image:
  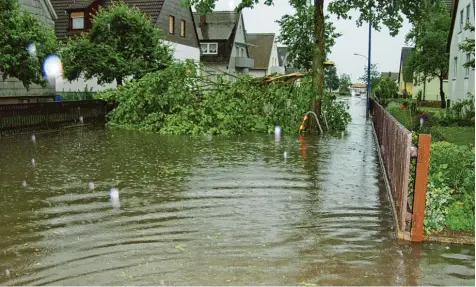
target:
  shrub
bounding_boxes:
[95,61,351,135]
[446,196,475,232]
[424,182,453,233]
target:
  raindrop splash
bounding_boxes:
[109,188,120,209]
[21,180,27,188]
[283,151,288,159]
[42,54,63,87]
[31,158,36,168]
[79,116,84,124]
[4,268,10,277]
[26,42,37,57]
[31,134,36,143]
[88,182,95,190]
[274,125,281,142]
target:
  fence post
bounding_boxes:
[411,134,431,242]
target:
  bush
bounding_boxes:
[440,94,475,127]
[95,61,351,135]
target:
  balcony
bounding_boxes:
[235,57,254,69]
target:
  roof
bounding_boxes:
[399,47,414,83]
[380,72,399,81]
[192,11,239,40]
[247,33,275,70]
[277,47,286,66]
[444,0,453,13]
[351,83,366,88]
[50,0,166,39]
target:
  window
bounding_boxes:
[240,47,244,57]
[453,57,458,79]
[460,10,464,31]
[180,20,185,37]
[200,43,218,54]
[466,5,471,26]
[71,11,84,30]
[466,54,470,77]
[169,16,175,34]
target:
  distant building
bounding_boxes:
[247,33,284,77]
[447,0,475,103]
[193,10,254,81]
[350,83,366,97]
[276,47,303,74]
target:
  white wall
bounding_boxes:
[267,40,279,74]
[412,77,448,101]
[249,70,266,77]
[448,0,475,103]
[229,13,248,74]
[56,40,200,93]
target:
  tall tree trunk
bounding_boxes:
[439,76,446,108]
[116,77,123,86]
[312,0,325,118]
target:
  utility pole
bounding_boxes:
[366,17,372,119]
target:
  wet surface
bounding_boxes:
[0,97,474,285]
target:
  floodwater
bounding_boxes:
[0,97,474,285]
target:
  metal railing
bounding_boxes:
[0,100,108,137]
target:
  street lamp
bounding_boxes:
[353,53,368,61]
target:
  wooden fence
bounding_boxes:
[0,100,108,137]
[370,99,413,234]
[370,99,431,242]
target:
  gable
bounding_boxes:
[19,0,57,27]
[247,33,275,70]
[193,11,239,40]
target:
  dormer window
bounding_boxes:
[201,43,218,54]
[71,11,85,30]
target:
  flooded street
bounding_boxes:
[0,97,473,285]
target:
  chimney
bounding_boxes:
[200,15,206,25]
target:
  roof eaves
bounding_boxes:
[447,0,459,53]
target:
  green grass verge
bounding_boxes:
[438,126,475,146]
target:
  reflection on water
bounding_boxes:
[0,97,474,285]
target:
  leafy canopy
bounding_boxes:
[359,63,380,91]
[276,2,341,71]
[338,73,351,95]
[459,24,475,69]
[0,0,57,89]
[61,1,173,85]
[324,65,339,92]
[405,0,450,83]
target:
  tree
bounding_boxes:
[276,3,341,72]
[375,76,398,105]
[359,63,380,93]
[61,2,172,86]
[338,73,352,95]
[460,24,475,69]
[0,0,57,89]
[324,65,339,92]
[405,0,450,108]
[187,0,426,119]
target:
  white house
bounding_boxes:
[50,0,201,93]
[447,0,475,104]
[247,33,285,77]
[192,11,254,81]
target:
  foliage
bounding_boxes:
[324,65,339,92]
[276,3,341,71]
[459,24,475,69]
[375,76,398,106]
[405,0,450,107]
[338,73,352,95]
[0,0,57,89]
[94,61,351,135]
[446,196,475,232]
[424,182,454,233]
[322,92,352,131]
[358,64,380,92]
[61,1,173,86]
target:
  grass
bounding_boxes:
[438,126,475,146]
[418,106,447,116]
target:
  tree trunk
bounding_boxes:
[439,76,446,108]
[312,0,325,118]
[116,77,123,86]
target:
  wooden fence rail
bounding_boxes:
[0,100,108,137]
[370,99,413,233]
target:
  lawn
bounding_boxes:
[438,126,475,146]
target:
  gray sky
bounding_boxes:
[212,0,412,82]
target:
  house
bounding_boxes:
[246,33,284,77]
[0,0,58,99]
[350,83,366,97]
[398,47,414,95]
[447,0,475,104]
[192,10,254,81]
[380,72,399,83]
[50,0,201,92]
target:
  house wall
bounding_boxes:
[228,13,248,74]
[398,64,413,94]
[164,40,200,61]
[0,0,56,98]
[412,77,449,101]
[18,0,55,28]
[155,0,199,49]
[267,41,279,74]
[448,0,475,103]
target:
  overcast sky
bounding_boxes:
[211,0,412,82]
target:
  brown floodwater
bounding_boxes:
[0,97,474,285]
